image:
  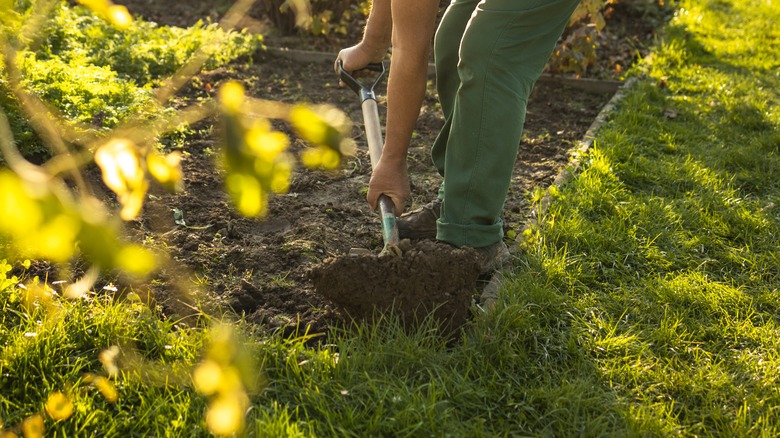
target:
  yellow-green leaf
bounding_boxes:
[147,151,183,192]
[45,392,74,422]
[115,245,157,277]
[225,173,267,217]
[107,4,133,29]
[219,81,246,114]
[94,138,148,220]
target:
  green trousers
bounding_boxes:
[432,0,581,248]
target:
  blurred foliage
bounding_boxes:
[219,81,294,218]
[0,169,157,276]
[0,0,354,282]
[193,323,261,436]
[218,81,354,217]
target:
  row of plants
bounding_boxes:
[2,0,261,159]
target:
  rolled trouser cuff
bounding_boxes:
[437,218,503,248]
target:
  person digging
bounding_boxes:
[336,0,581,280]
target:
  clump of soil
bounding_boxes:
[310,240,481,332]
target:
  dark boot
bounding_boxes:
[473,240,510,275]
[397,199,441,240]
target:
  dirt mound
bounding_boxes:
[309,240,481,332]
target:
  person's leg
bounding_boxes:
[434,0,481,135]
[435,0,580,248]
[396,0,479,240]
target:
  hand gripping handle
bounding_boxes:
[337,60,400,256]
[337,60,386,103]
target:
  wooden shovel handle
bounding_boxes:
[337,61,400,252]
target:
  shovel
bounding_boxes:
[337,60,401,257]
[308,62,481,333]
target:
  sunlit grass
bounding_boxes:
[0,270,206,435]
[513,0,780,434]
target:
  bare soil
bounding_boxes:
[52,1,663,337]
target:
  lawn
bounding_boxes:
[2,0,779,436]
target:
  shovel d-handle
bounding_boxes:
[337,60,386,103]
[337,60,400,255]
[337,60,387,169]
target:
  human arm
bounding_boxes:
[335,0,392,74]
[337,0,439,214]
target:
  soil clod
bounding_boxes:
[309,240,482,332]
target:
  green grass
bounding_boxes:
[0,264,209,436]
[517,0,780,434]
[2,0,780,436]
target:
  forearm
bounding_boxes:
[381,0,439,163]
[382,52,429,162]
[361,0,392,60]
[362,0,438,213]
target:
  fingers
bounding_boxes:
[366,157,410,215]
[333,50,345,74]
[366,187,380,211]
[376,194,405,217]
[334,44,382,81]
[334,56,345,87]
[386,194,406,216]
[368,192,404,216]
[367,186,408,216]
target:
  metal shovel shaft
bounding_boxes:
[361,98,400,253]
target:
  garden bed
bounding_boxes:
[56,1,665,336]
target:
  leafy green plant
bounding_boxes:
[260,0,369,37]
[41,5,262,85]
[548,0,675,76]
[621,0,676,26]
[548,0,617,76]
[1,1,263,163]
[19,52,155,128]
[0,79,47,161]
